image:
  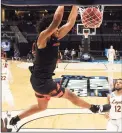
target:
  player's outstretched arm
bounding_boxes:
[37,6,64,48]
[43,6,64,37]
[58,6,79,40]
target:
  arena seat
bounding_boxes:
[88,76,108,79]
[61,75,85,79]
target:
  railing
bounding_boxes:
[60,50,122,57]
[10,26,28,43]
[90,50,122,56]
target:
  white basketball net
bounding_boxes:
[78,5,104,28]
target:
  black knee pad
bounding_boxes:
[59,87,65,97]
[51,87,65,97]
[60,87,65,94]
[35,93,45,98]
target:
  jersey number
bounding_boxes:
[115,105,121,112]
[1,76,6,80]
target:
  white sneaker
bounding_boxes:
[4,114,18,132]
[6,111,11,118]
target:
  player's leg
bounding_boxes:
[117,118,122,132]
[9,76,52,126]
[5,88,15,114]
[108,57,111,64]
[2,89,5,104]
[61,89,111,112]
[106,119,117,131]
[111,57,114,64]
[62,89,91,108]
[50,83,111,113]
[9,94,49,125]
[1,87,13,122]
[109,56,114,64]
[48,83,99,112]
[108,54,111,64]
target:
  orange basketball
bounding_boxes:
[82,7,103,28]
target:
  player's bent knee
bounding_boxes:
[50,86,65,98]
[62,89,75,100]
[56,87,65,98]
[36,96,49,111]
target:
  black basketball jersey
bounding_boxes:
[32,36,60,78]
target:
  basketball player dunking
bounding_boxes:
[107,45,116,64]
[6,6,111,129]
[105,79,122,132]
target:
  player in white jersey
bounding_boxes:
[1,53,14,114]
[107,45,116,64]
[105,79,122,132]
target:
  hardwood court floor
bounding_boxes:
[2,61,122,130]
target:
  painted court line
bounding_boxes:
[19,129,106,132]
[2,109,105,132]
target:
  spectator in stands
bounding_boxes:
[113,23,118,33]
[115,50,120,61]
[64,48,70,60]
[79,45,83,57]
[64,48,69,55]
[27,50,33,62]
[56,49,62,68]
[12,49,21,61]
[32,41,36,58]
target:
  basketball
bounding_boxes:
[82,7,103,28]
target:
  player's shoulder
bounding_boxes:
[108,92,115,98]
[111,92,115,97]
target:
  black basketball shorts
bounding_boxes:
[30,75,65,99]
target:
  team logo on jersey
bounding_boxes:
[112,99,122,105]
